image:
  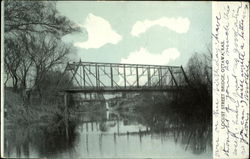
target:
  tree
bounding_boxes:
[202,46,212,88]
[23,33,72,97]
[4,1,79,37]
[4,1,80,93]
[4,38,22,90]
[185,50,212,108]
[186,51,212,89]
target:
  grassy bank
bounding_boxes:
[4,89,63,125]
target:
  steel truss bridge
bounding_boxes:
[57,60,190,93]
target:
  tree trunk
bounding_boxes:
[4,73,10,87]
[36,84,43,101]
[21,78,27,89]
[12,75,19,91]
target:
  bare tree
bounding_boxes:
[4,1,80,94]
[4,68,11,87]
[186,47,212,97]
[22,33,72,97]
[202,46,212,88]
[4,38,22,90]
[4,1,79,37]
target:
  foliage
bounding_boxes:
[4,1,79,37]
[186,50,212,90]
[4,1,80,97]
[173,50,212,121]
[38,70,74,99]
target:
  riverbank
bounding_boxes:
[4,89,63,125]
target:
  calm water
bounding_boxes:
[4,104,212,158]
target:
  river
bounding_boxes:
[4,103,212,159]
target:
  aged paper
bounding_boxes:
[1,1,249,159]
[212,2,249,159]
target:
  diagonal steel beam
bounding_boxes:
[114,66,133,87]
[143,68,158,87]
[85,71,94,87]
[82,64,94,87]
[131,68,147,86]
[168,67,178,87]
[180,65,190,86]
[73,75,82,87]
[74,69,92,87]
[67,62,82,88]
[99,67,121,88]
[154,69,169,87]
[85,65,106,87]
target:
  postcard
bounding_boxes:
[0,1,249,159]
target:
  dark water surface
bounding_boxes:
[4,103,212,159]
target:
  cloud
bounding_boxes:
[121,47,180,65]
[74,13,122,49]
[118,47,181,85]
[131,17,190,36]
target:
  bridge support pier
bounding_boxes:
[64,93,68,110]
[64,92,69,140]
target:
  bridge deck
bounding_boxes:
[62,86,190,93]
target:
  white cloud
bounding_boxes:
[74,13,122,49]
[131,17,190,36]
[118,47,181,85]
[121,47,180,65]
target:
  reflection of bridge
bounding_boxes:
[57,61,190,93]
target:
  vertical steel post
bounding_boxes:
[162,68,166,86]
[79,66,82,86]
[158,67,162,86]
[97,66,100,87]
[136,65,139,87]
[95,64,99,87]
[147,66,151,86]
[171,70,174,86]
[110,64,113,88]
[123,64,126,88]
[83,66,86,87]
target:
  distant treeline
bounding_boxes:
[180,50,212,121]
[166,50,212,122]
[135,49,212,123]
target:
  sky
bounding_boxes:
[57,1,212,67]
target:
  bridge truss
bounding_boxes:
[57,61,190,93]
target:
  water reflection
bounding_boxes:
[5,114,79,158]
[4,104,212,158]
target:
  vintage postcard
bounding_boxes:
[0,1,249,159]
